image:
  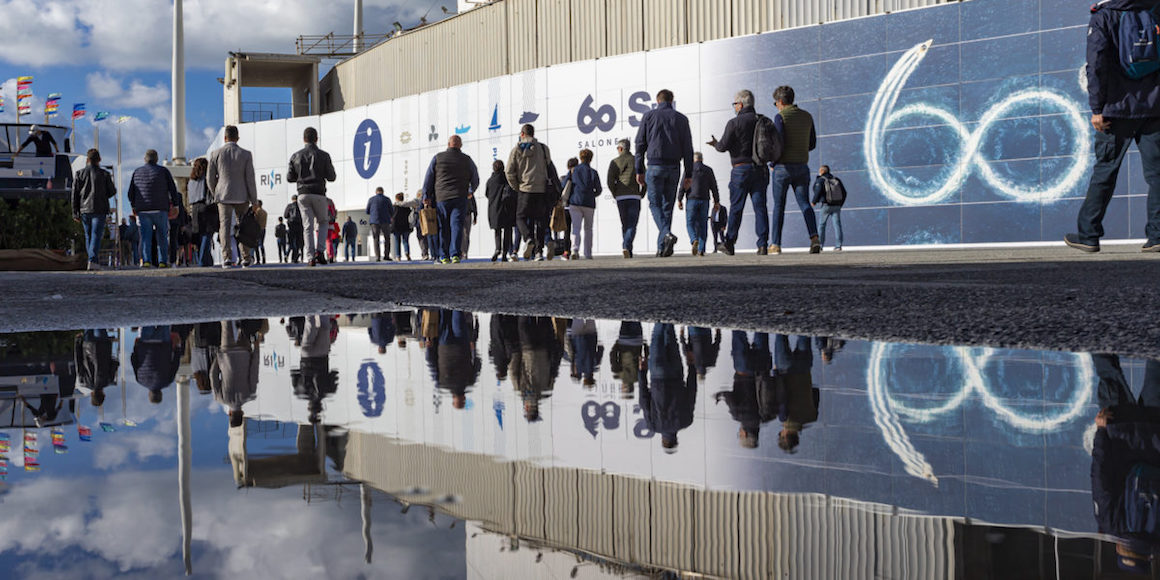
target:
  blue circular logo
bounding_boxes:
[353,119,382,179]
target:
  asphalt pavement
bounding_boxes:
[2,244,1158,358]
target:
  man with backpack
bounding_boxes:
[708,89,771,255]
[283,196,304,263]
[1091,353,1160,572]
[811,165,846,252]
[1066,0,1160,253]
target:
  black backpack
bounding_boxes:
[752,114,783,166]
[235,208,263,248]
[823,176,847,206]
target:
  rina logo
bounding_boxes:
[259,170,282,189]
[353,119,383,179]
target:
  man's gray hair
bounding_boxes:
[144,149,159,163]
[735,90,755,108]
[617,139,630,151]
[693,151,703,162]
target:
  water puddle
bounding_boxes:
[0,312,1150,578]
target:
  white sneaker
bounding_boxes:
[87,262,101,271]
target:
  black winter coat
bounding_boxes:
[484,171,518,229]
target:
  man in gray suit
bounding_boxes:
[208,125,258,267]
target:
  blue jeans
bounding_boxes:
[817,204,843,248]
[198,233,214,266]
[344,239,356,261]
[392,232,411,258]
[426,235,441,260]
[645,165,680,251]
[437,197,468,259]
[616,198,641,251]
[685,199,709,251]
[1078,117,1160,245]
[770,164,818,246]
[725,164,770,247]
[138,211,169,266]
[81,213,105,264]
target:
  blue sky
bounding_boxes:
[0,0,448,165]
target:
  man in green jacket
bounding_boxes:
[607,139,643,258]
[769,86,821,255]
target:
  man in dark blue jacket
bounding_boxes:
[708,89,768,255]
[366,187,394,261]
[634,89,694,258]
[641,323,696,453]
[678,153,719,256]
[1067,0,1160,253]
[127,149,181,268]
[1091,354,1160,572]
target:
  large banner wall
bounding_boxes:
[230,0,1126,256]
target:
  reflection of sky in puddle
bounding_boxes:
[0,312,1148,578]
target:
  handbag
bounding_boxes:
[550,204,568,233]
[421,309,439,339]
[419,207,439,236]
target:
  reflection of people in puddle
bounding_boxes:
[368,312,396,355]
[682,326,720,381]
[191,321,222,395]
[213,320,260,418]
[292,315,338,423]
[642,323,696,453]
[490,314,519,383]
[569,319,603,388]
[1091,354,1160,574]
[393,310,413,349]
[75,329,118,408]
[19,360,76,428]
[813,336,845,364]
[610,321,647,399]
[131,325,183,405]
[773,334,817,453]
[424,310,481,410]
[510,316,564,422]
[715,331,774,449]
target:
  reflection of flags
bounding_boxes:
[0,96,4,113]
[78,425,92,441]
[100,422,115,432]
[94,111,109,121]
[72,103,85,119]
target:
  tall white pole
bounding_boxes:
[177,375,192,576]
[354,0,364,53]
[172,0,187,164]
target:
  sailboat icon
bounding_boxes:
[488,105,501,132]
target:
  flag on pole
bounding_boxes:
[94,111,109,122]
[77,425,92,442]
[17,93,32,101]
[117,116,130,124]
[72,103,85,119]
[46,92,61,100]
[16,76,33,86]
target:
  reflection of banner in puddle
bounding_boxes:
[865,40,1091,207]
[868,344,1094,485]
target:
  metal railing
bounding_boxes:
[297,32,394,58]
[240,102,295,123]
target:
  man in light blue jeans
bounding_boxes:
[634,89,694,257]
[811,165,845,251]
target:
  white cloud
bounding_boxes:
[86,73,170,110]
[0,0,432,72]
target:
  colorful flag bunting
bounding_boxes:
[72,103,85,119]
[17,76,33,85]
[78,425,92,441]
[17,93,31,101]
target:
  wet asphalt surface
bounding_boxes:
[2,244,1159,358]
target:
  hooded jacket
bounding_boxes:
[1088,0,1160,118]
[506,138,560,195]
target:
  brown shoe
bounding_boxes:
[809,235,821,254]
[623,249,631,259]
[768,244,781,255]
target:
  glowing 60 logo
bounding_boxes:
[577,92,655,134]
[865,40,1091,206]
